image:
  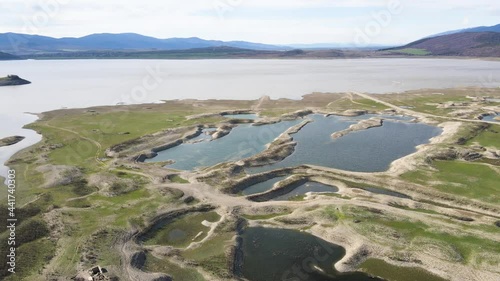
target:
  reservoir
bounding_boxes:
[1,58,498,177]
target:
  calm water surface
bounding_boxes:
[249,115,442,173]
[146,120,300,170]
[240,227,383,281]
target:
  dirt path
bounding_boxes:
[42,123,105,165]
[352,92,500,125]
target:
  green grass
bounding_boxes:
[466,124,500,148]
[359,259,448,281]
[326,97,388,112]
[143,253,205,281]
[402,161,499,203]
[322,206,346,221]
[363,217,499,264]
[389,48,431,56]
[143,212,221,247]
[169,175,189,183]
[182,232,234,279]
[27,110,223,170]
[4,239,56,281]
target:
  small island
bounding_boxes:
[0,75,31,86]
[0,136,25,147]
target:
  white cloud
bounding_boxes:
[0,0,498,45]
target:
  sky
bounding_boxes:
[0,0,499,45]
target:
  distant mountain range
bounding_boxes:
[0,33,290,55]
[0,24,498,59]
[428,23,500,38]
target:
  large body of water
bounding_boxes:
[1,59,499,177]
[149,114,441,173]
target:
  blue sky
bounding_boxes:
[0,0,499,45]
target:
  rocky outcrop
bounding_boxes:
[426,147,484,162]
[0,75,31,86]
[212,124,235,140]
[281,109,313,120]
[331,118,383,139]
[0,135,25,147]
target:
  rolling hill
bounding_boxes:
[428,23,500,38]
[0,51,21,60]
[0,33,289,55]
[384,32,500,57]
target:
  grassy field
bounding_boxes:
[466,124,500,148]
[402,160,499,203]
[359,259,447,281]
[328,205,500,267]
[182,231,235,279]
[143,253,205,281]
[169,175,189,183]
[389,48,431,56]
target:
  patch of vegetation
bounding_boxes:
[4,239,56,281]
[466,124,499,148]
[364,217,498,264]
[326,97,388,112]
[322,206,346,221]
[0,217,51,280]
[169,174,189,183]
[359,258,447,281]
[182,232,234,279]
[66,198,92,208]
[402,160,499,203]
[143,253,205,281]
[81,228,123,269]
[389,48,431,56]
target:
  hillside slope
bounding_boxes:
[0,51,21,60]
[386,32,500,57]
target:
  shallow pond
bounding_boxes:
[240,227,383,281]
[482,114,499,123]
[146,120,300,170]
[272,182,339,201]
[249,114,442,173]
